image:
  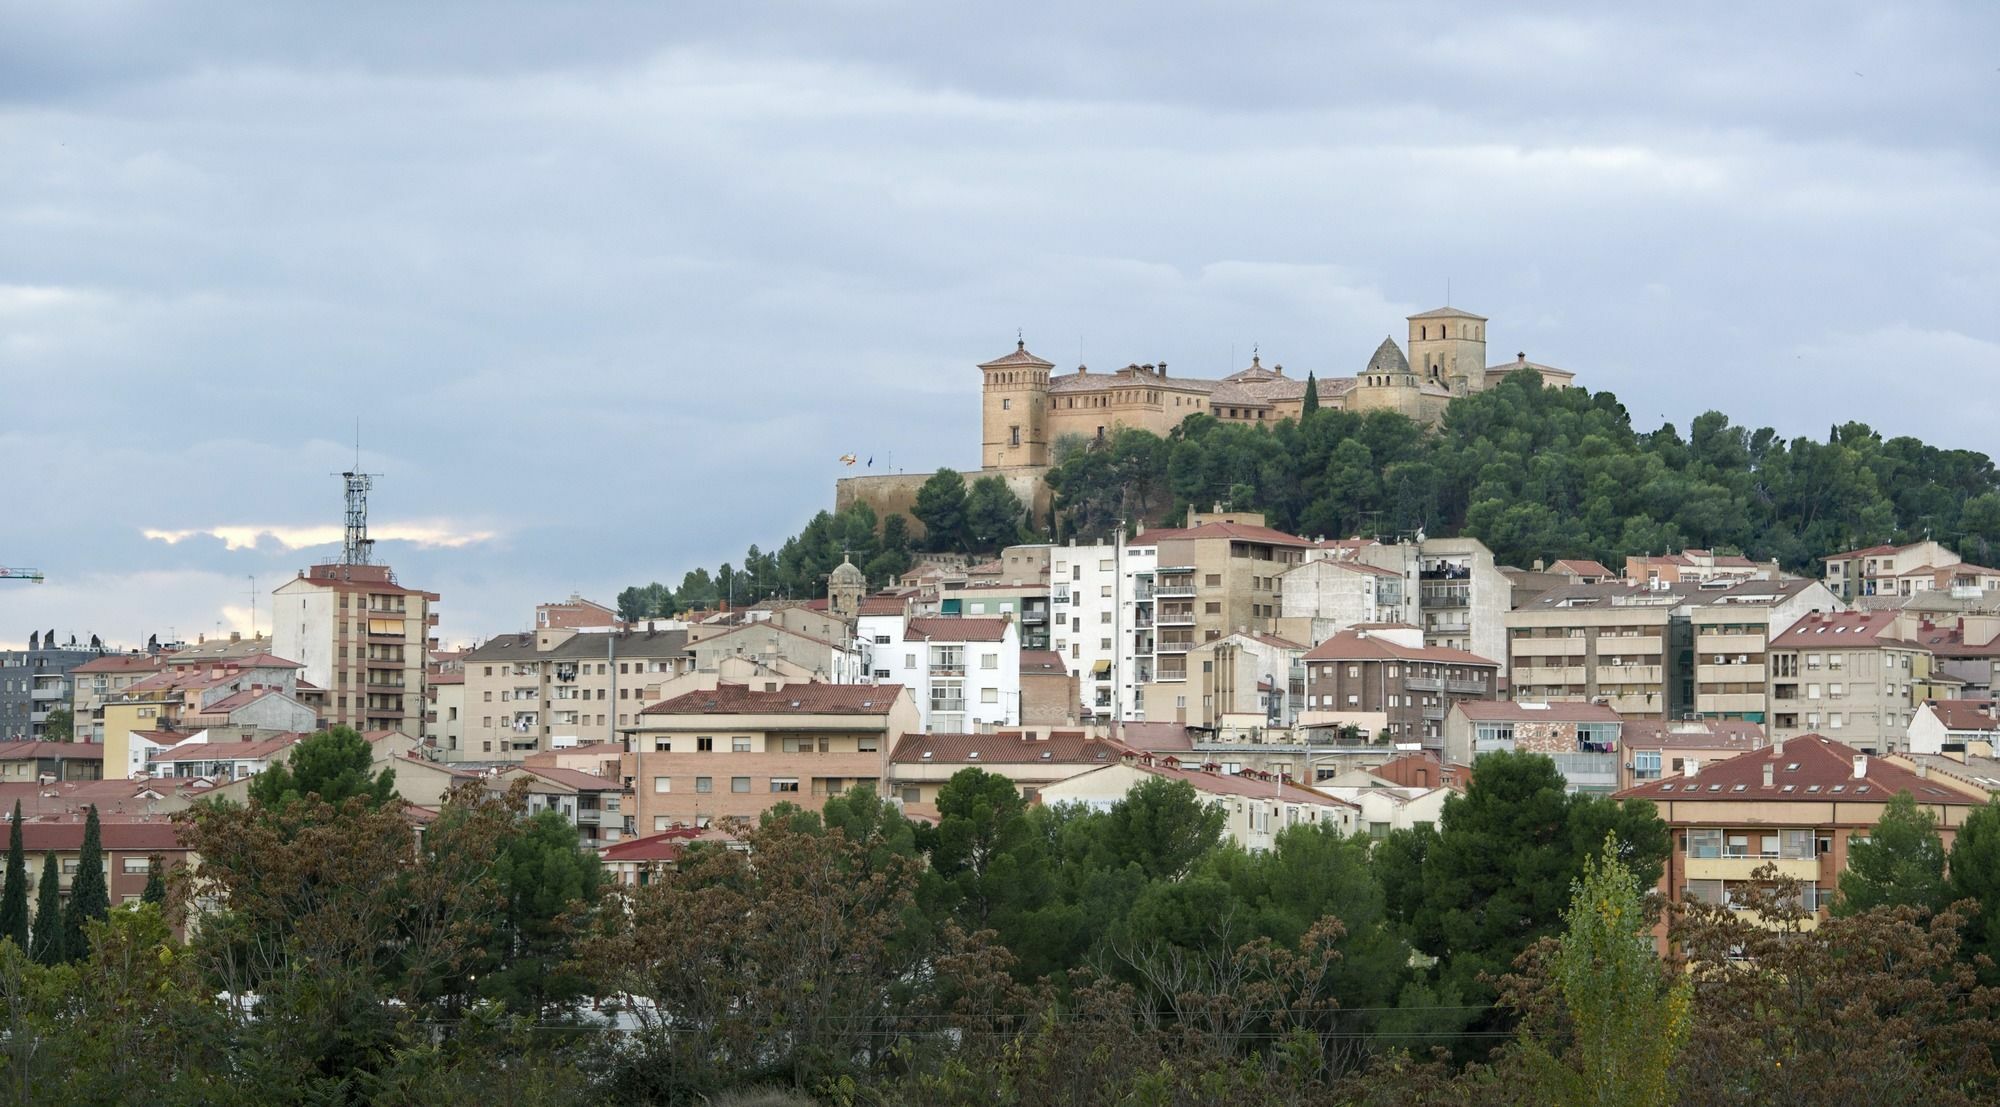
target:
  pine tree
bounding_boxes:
[0,800,26,948]
[1302,371,1320,416]
[30,850,61,965]
[62,805,109,961]
[141,854,166,905]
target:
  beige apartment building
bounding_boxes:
[1146,514,1313,683]
[621,683,918,833]
[1688,578,1839,723]
[1618,735,1986,936]
[1823,540,1962,603]
[1506,582,1704,719]
[1767,610,1932,755]
[68,653,166,744]
[1141,630,1307,730]
[459,627,693,761]
[272,563,438,737]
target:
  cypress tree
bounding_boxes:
[0,801,26,948]
[30,851,61,965]
[1302,371,1321,416]
[63,805,109,962]
[141,855,166,905]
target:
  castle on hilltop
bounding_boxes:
[838,304,1577,533]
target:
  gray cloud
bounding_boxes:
[2,1,1995,648]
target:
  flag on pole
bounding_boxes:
[839,453,857,466]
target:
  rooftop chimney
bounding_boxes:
[1772,734,1785,757]
[1516,352,1527,366]
[1682,758,1700,778]
[1762,762,1774,788]
[1853,754,1869,779]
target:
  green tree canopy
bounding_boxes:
[963,475,1028,552]
[0,800,26,949]
[61,805,110,962]
[248,726,397,812]
[913,467,970,552]
[30,850,61,965]
[1837,790,1950,917]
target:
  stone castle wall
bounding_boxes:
[836,467,1053,540]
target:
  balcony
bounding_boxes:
[1698,633,1766,655]
[1549,752,1619,791]
[1515,665,1587,686]
[1404,675,1442,692]
[1446,678,1489,694]
[1021,609,1048,624]
[1154,666,1187,682]
[1685,856,1820,883]
[1697,663,1766,684]
[30,685,63,702]
[1427,621,1470,634]
[1422,703,1448,721]
[1699,693,1767,715]
[1156,634,1195,654]
[929,699,966,714]
[1597,664,1663,685]
[1154,582,1197,599]
[1132,585,1156,602]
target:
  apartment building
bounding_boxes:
[622,683,918,833]
[460,626,692,762]
[488,764,631,846]
[0,742,102,783]
[1618,735,1987,933]
[1444,700,1622,792]
[1616,718,1767,791]
[1626,549,1782,586]
[1906,699,1999,755]
[1688,578,1840,723]
[1767,610,1932,754]
[1019,651,1081,726]
[1912,614,2000,697]
[1823,540,1962,603]
[1300,626,1501,750]
[860,617,1021,733]
[1141,630,1306,730]
[272,563,438,737]
[0,640,103,741]
[687,621,860,684]
[1276,557,1411,646]
[16,816,189,912]
[1049,536,1158,721]
[1354,537,1514,672]
[1505,581,1703,719]
[100,654,314,778]
[67,653,165,743]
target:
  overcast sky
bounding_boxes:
[3,2,1996,650]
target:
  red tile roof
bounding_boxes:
[1143,522,1313,547]
[16,816,185,853]
[71,654,165,675]
[640,683,906,716]
[1920,699,1999,733]
[905,617,1013,643]
[858,595,908,616]
[1552,559,1616,578]
[509,765,626,792]
[1769,610,1917,649]
[1019,651,1068,675]
[150,735,301,763]
[1616,734,1981,803]
[0,741,104,761]
[1116,756,1357,808]
[1303,631,1500,667]
[1110,722,1196,752]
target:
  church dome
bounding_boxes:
[1365,337,1409,377]
[828,557,866,585]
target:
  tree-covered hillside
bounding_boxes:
[619,369,2000,615]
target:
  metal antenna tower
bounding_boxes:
[334,422,378,573]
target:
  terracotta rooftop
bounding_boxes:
[1769,610,1918,649]
[508,765,626,792]
[150,735,301,763]
[0,741,104,761]
[905,617,1013,643]
[1552,559,1616,578]
[1143,522,1314,547]
[15,816,184,853]
[1920,699,2000,733]
[1617,734,1982,803]
[1303,631,1500,668]
[71,654,165,675]
[1115,755,1358,808]
[858,595,909,616]
[641,683,906,716]
[1019,651,1068,675]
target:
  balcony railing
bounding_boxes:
[1405,676,1442,692]
[1446,678,1489,694]
[930,699,966,714]
[1156,635,1194,653]
[1154,583,1197,598]
[1132,585,1156,602]
[1157,607,1196,626]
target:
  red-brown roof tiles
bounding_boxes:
[1616,734,1980,802]
[1303,631,1500,667]
[640,683,906,716]
[905,617,1013,643]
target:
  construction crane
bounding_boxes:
[0,568,45,583]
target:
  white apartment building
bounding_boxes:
[1277,557,1411,646]
[1050,538,1159,722]
[861,616,1020,733]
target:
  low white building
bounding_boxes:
[1037,753,1358,850]
[1315,766,1454,837]
[1907,698,2000,755]
[863,616,1021,733]
[1277,558,1411,646]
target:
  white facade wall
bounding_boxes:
[1050,540,1159,721]
[1278,561,1408,642]
[271,584,337,691]
[866,618,1021,733]
[1038,762,1358,850]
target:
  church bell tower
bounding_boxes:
[978,337,1053,470]
[1406,307,1488,395]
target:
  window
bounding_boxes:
[695,776,712,793]
[697,737,715,752]
[1686,829,1723,859]
[770,778,800,793]
[730,776,750,793]
[652,740,671,752]
[1205,574,1221,586]
[981,687,999,703]
[653,776,671,793]
[1633,750,1661,780]
[654,815,670,831]
[901,787,921,804]
[858,736,879,752]
[732,737,752,752]
[122,857,152,875]
[981,653,998,669]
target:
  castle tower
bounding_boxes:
[827,556,866,621]
[1406,307,1488,395]
[979,338,1053,471]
